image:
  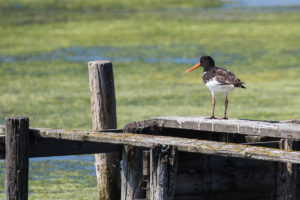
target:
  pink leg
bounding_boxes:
[223,93,228,119]
[210,94,216,119]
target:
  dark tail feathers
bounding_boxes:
[239,82,246,89]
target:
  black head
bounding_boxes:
[200,56,215,68]
[185,55,215,73]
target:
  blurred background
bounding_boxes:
[0,0,299,199]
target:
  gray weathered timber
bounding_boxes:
[152,116,300,140]
[121,146,144,200]
[88,60,120,200]
[143,150,150,199]
[277,139,297,200]
[121,123,147,200]
[5,117,29,200]
[150,145,178,200]
[0,135,121,159]
[1,127,299,164]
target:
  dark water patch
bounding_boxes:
[30,154,94,162]
[281,49,300,57]
[0,45,246,65]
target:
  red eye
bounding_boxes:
[201,58,204,61]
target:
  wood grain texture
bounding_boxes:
[121,146,144,200]
[150,145,178,200]
[276,139,297,200]
[20,127,300,164]
[143,150,150,199]
[0,135,121,159]
[5,117,29,200]
[1,127,299,164]
[152,116,300,140]
[121,123,146,200]
[88,60,120,200]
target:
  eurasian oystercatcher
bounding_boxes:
[185,56,246,119]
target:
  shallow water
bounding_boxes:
[221,0,300,11]
[0,45,246,65]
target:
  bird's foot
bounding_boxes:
[207,116,217,119]
[222,116,228,120]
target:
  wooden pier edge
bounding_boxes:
[88,60,120,200]
[5,117,29,200]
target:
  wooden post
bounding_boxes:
[276,139,296,200]
[150,145,178,200]
[88,60,120,200]
[121,123,145,200]
[5,116,29,200]
[143,150,150,199]
[121,146,144,200]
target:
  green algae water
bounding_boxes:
[0,156,98,199]
[0,0,300,199]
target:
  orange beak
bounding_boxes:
[185,62,201,73]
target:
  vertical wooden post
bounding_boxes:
[5,116,29,200]
[121,146,144,200]
[88,60,120,200]
[276,139,296,200]
[121,122,144,200]
[143,150,150,199]
[150,145,178,200]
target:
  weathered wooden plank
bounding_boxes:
[29,139,121,157]
[121,146,144,200]
[5,117,29,200]
[152,116,300,140]
[0,137,121,159]
[26,128,300,164]
[150,145,178,200]
[143,150,150,199]
[121,124,145,200]
[276,139,297,200]
[88,60,120,200]
[2,126,300,163]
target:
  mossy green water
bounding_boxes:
[0,0,300,199]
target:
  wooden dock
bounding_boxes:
[1,122,300,163]
[1,117,300,200]
[1,60,299,200]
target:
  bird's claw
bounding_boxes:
[207,116,217,119]
[222,116,228,120]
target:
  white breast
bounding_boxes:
[205,78,235,95]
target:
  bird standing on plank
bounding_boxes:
[185,56,246,119]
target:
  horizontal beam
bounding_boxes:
[1,126,300,163]
[0,134,121,159]
[152,116,300,140]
